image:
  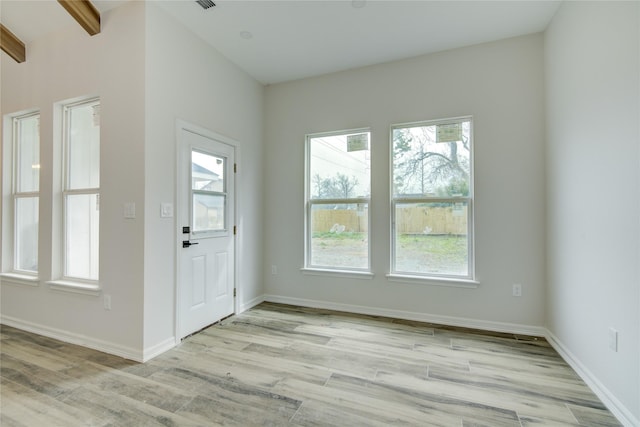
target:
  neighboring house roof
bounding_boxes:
[192,162,219,179]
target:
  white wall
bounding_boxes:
[264,34,546,331]
[143,4,264,354]
[0,1,264,361]
[0,2,146,356]
[545,2,640,425]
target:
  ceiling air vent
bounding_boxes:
[196,0,216,10]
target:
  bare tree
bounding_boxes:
[393,125,469,196]
[312,172,359,199]
[312,173,331,198]
[334,173,359,198]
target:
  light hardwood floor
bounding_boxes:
[0,302,621,426]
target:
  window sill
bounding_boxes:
[0,273,40,287]
[301,268,374,280]
[386,273,479,288]
[46,280,101,297]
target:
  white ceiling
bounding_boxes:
[1,0,561,85]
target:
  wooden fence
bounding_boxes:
[312,205,467,235]
[312,209,368,233]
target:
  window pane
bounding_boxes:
[394,202,468,276]
[193,193,225,232]
[192,150,224,192]
[16,115,40,193]
[65,193,99,280]
[310,203,368,269]
[15,197,38,272]
[68,102,100,190]
[393,121,470,197]
[309,132,370,199]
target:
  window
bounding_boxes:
[391,117,473,279]
[63,99,100,281]
[12,112,40,274]
[305,130,370,271]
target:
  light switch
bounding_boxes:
[161,202,174,218]
[124,202,136,219]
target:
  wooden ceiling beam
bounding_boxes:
[0,24,26,63]
[57,0,101,36]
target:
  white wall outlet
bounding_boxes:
[271,265,278,275]
[104,294,112,310]
[512,283,522,297]
[608,327,618,352]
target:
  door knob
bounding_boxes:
[182,240,199,248]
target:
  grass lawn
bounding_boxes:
[311,232,368,269]
[311,232,467,275]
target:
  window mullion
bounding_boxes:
[309,197,370,206]
[14,191,40,199]
[192,189,226,197]
[393,196,469,204]
[63,188,99,196]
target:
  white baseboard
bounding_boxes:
[142,337,175,362]
[239,294,265,314]
[262,294,546,337]
[545,330,639,427]
[1,314,144,362]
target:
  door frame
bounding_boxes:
[174,119,240,343]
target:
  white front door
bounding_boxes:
[177,124,235,340]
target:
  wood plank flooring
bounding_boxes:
[0,302,621,426]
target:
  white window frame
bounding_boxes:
[190,148,229,238]
[303,129,373,277]
[389,116,476,284]
[13,112,40,275]
[1,111,40,283]
[61,98,100,284]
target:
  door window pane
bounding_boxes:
[193,193,225,232]
[192,151,224,192]
[15,197,39,272]
[191,149,226,234]
[65,193,99,280]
